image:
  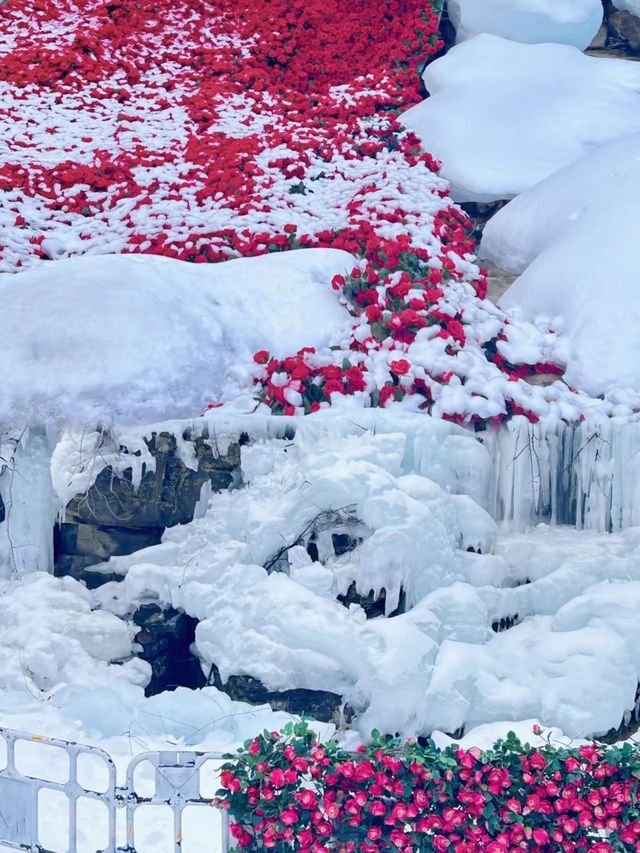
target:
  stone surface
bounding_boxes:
[524,373,565,387]
[133,603,206,695]
[589,20,609,47]
[208,663,350,724]
[610,9,640,51]
[459,200,509,241]
[586,1,640,56]
[55,430,241,579]
[480,260,518,305]
[65,431,240,530]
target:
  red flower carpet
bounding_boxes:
[1,0,582,423]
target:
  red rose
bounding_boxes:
[389,359,410,375]
[253,350,269,365]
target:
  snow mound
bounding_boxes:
[401,35,640,202]
[480,132,640,274]
[447,0,602,49]
[0,572,146,700]
[0,249,353,426]
[485,134,640,395]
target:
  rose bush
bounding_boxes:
[216,723,640,852]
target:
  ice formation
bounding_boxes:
[401,36,640,202]
[447,0,603,49]
[59,413,639,739]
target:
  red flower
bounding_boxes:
[269,768,286,787]
[389,359,410,376]
[253,350,270,365]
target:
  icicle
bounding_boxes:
[0,425,58,577]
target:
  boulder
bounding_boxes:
[208,663,350,724]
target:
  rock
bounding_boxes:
[337,582,406,618]
[53,522,163,587]
[459,199,509,241]
[589,21,609,47]
[133,603,206,696]
[65,431,240,530]
[208,663,350,724]
[609,10,640,51]
[55,430,241,578]
[524,373,565,387]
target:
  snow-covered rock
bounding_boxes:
[481,134,640,395]
[401,35,640,202]
[447,0,602,49]
[480,132,640,274]
[0,249,353,426]
[81,415,640,738]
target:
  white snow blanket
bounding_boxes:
[482,133,640,395]
[401,35,640,202]
[0,249,353,426]
[447,0,602,49]
[480,132,640,273]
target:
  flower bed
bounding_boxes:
[2,0,618,423]
[216,723,640,852]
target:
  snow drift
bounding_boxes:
[480,134,640,395]
[0,249,354,426]
[401,35,640,202]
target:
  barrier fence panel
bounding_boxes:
[0,728,231,853]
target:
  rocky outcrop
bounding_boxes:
[54,430,241,583]
[207,663,351,724]
[608,7,640,52]
[589,1,640,56]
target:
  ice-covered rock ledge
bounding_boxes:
[4,411,640,739]
[3,411,640,584]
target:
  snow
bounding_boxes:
[50,413,636,740]
[480,132,640,274]
[447,0,603,49]
[401,35,640,202]
[613,0,640,15]
[482,133,640,395]
[3,411,640,850]
[0,249,354,426]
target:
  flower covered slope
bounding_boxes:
[2,0,635,426]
